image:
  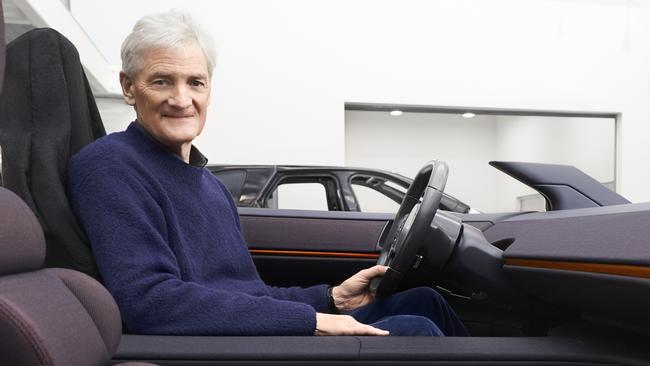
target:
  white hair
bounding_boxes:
[121,10,216,77]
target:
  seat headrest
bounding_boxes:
[0,187,45,275]
[0,27,105,277]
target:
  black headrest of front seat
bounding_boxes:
[0,2,4,91]
[0,27,106,277]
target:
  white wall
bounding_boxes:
[494,116,615,211]
[94,97,135,134]
[346,111,614,212]
[70,0,650,202]
[345,111,499,211]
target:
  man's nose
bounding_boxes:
[167,85,192,109]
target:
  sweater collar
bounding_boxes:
[130,121,208,168]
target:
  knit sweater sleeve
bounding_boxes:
[266,284,329,313]
[68,164,318,336]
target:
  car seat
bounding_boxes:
[0,26,105,278]
[0,3,154,364]
[0,187,157,365]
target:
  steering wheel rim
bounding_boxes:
[371,160,449,298]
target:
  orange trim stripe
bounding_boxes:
[250,249,379,259]
[504,258,650,279]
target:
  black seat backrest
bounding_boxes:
[0,1,4,90]
[0,27,106,277]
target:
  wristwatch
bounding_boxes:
[326,286,339,314]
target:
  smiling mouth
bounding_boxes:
[164,114,194,119]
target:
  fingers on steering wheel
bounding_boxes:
[364,265,388,279]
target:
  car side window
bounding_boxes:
[267,182,329,210]
[212,169,247,203]
[350,184,401,213]
[350,175,405,213]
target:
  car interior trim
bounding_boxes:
[249,249,380,259]
[504,258,650,279]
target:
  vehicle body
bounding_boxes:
[110,160,650,365]
[1,27,649,366]
[208,164,473,213]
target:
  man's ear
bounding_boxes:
[119,71,136,106]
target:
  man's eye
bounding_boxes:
[191,80,206,87]
[152,79,169,86]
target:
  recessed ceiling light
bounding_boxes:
[390,110,403,116]
[462,112,476,119]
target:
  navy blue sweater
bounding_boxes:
[67,122,328,335]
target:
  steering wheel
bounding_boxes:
[370,160,450,298]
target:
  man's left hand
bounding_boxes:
[331,265,388,312]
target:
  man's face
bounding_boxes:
[120,43,211,153]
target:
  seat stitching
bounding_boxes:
[0,297,53,366]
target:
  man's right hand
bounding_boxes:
[315,313,389,336]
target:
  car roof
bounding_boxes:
[207,164,413,182]
[206,164,412,181]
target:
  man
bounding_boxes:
[67,10,468,337]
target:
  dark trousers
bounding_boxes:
[349,287,469,336]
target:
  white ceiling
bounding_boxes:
[3,0,30,24]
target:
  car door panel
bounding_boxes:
[241,216,385,253]
[487,203,650,330]
[238,208,390,287]
[114,333,650,365]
